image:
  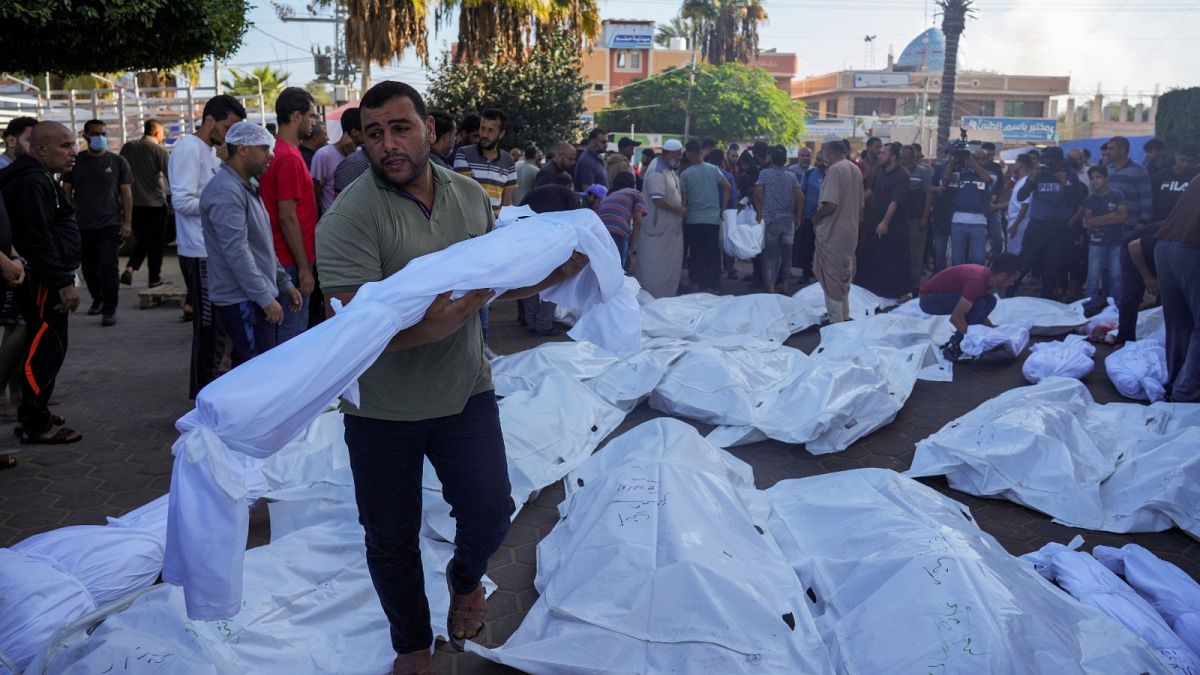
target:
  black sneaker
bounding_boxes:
[101,314,117,327]
[119,270,133,286]
[86,300,103,316]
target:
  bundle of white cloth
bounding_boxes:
[164,209,641,621]
[1023,539,1200,674]
[1023,334,1097,383]
[0,496,169,674]
[908,377,1200,537]
[470,419,1170,674]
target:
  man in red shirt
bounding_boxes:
[259,86,318,342]
[919,252,1021,361]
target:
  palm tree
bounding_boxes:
[445,0,601,65]
[681,0,766,66]
[344,0,429,84]
[221,66,289,109]
[655,15,695,48]
[935,0,975,155]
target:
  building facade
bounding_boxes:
[582,20,799,114]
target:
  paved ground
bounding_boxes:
[1,256,1196,674]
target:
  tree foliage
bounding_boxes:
[1156,87,1200,150]
[0,0,250,75]
[935,0,975,154]
[596,62,806,144]
[340,0,599,70]
[681,0,766,65]
[222,66,291,109]
[426,31,590,151]
[654,15,696,48]
[443,0,601,65]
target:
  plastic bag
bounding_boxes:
[1023,334,1097,383]
[1106,339,1168,402]
[961,320,1032,357]
[720,206,763,259]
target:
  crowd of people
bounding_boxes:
[0,78,1198,673]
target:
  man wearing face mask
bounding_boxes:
[62,120,133,327]
[169,94,247,398]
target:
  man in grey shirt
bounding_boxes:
[200,122,301,366]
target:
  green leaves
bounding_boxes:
[596,62,806,144]
[0,0,250,75]
[1156,87,1200,151]
[426,31,590,150]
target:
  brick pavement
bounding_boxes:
[1,257,1196,674]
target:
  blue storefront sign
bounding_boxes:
[962,116,1057,143]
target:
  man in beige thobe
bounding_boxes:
[811,137,863,323]
[633,139,687,298]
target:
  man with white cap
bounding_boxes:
[633,139,687,297]
[811,135,863,322]
[200,122,301,366]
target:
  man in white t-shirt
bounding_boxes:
[1006,153,1035,256]
[168,95,246,398]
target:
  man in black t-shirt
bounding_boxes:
[62,120,132,326]
[533,142,576,190]
[1152,142,1197,222]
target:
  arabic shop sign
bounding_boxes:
[962,116,1057,143]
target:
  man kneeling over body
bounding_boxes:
[919,252,1021,361]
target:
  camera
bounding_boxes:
[948,128,973,163]
[1039,147,1065,174]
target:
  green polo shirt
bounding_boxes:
[316,161,495,421]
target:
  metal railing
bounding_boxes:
[0,81,264,149]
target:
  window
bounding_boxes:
[852,97,896,116]
[615,50,642,72]
[1003,100,1045,117]
[901,97,937,117]
[593,83,604,91]
[825,98,838,118]
[956,99,995,117]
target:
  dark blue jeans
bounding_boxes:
[215,301,276,367]
[1154,240,1200,402]
[919,291,997,327]
[344,391,515,653]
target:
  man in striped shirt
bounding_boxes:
[1104,136,1153,234]
[453,108,516,216]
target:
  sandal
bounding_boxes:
[19,426,82,445]
[14,414,65,437]
[445,576,487,651]
[0,454,15,470]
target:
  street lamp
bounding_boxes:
[229,67,267,126]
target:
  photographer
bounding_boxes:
[943,143,995,265]
[1017,147,1088,299]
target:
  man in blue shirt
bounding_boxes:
[1017,147,1089,299]
[679,140,731,293]
[796,154,825,282]
[573,128,609,192]
[943,146,995,265]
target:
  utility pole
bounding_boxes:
[683,34,699,140]
[276,2,359,90]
